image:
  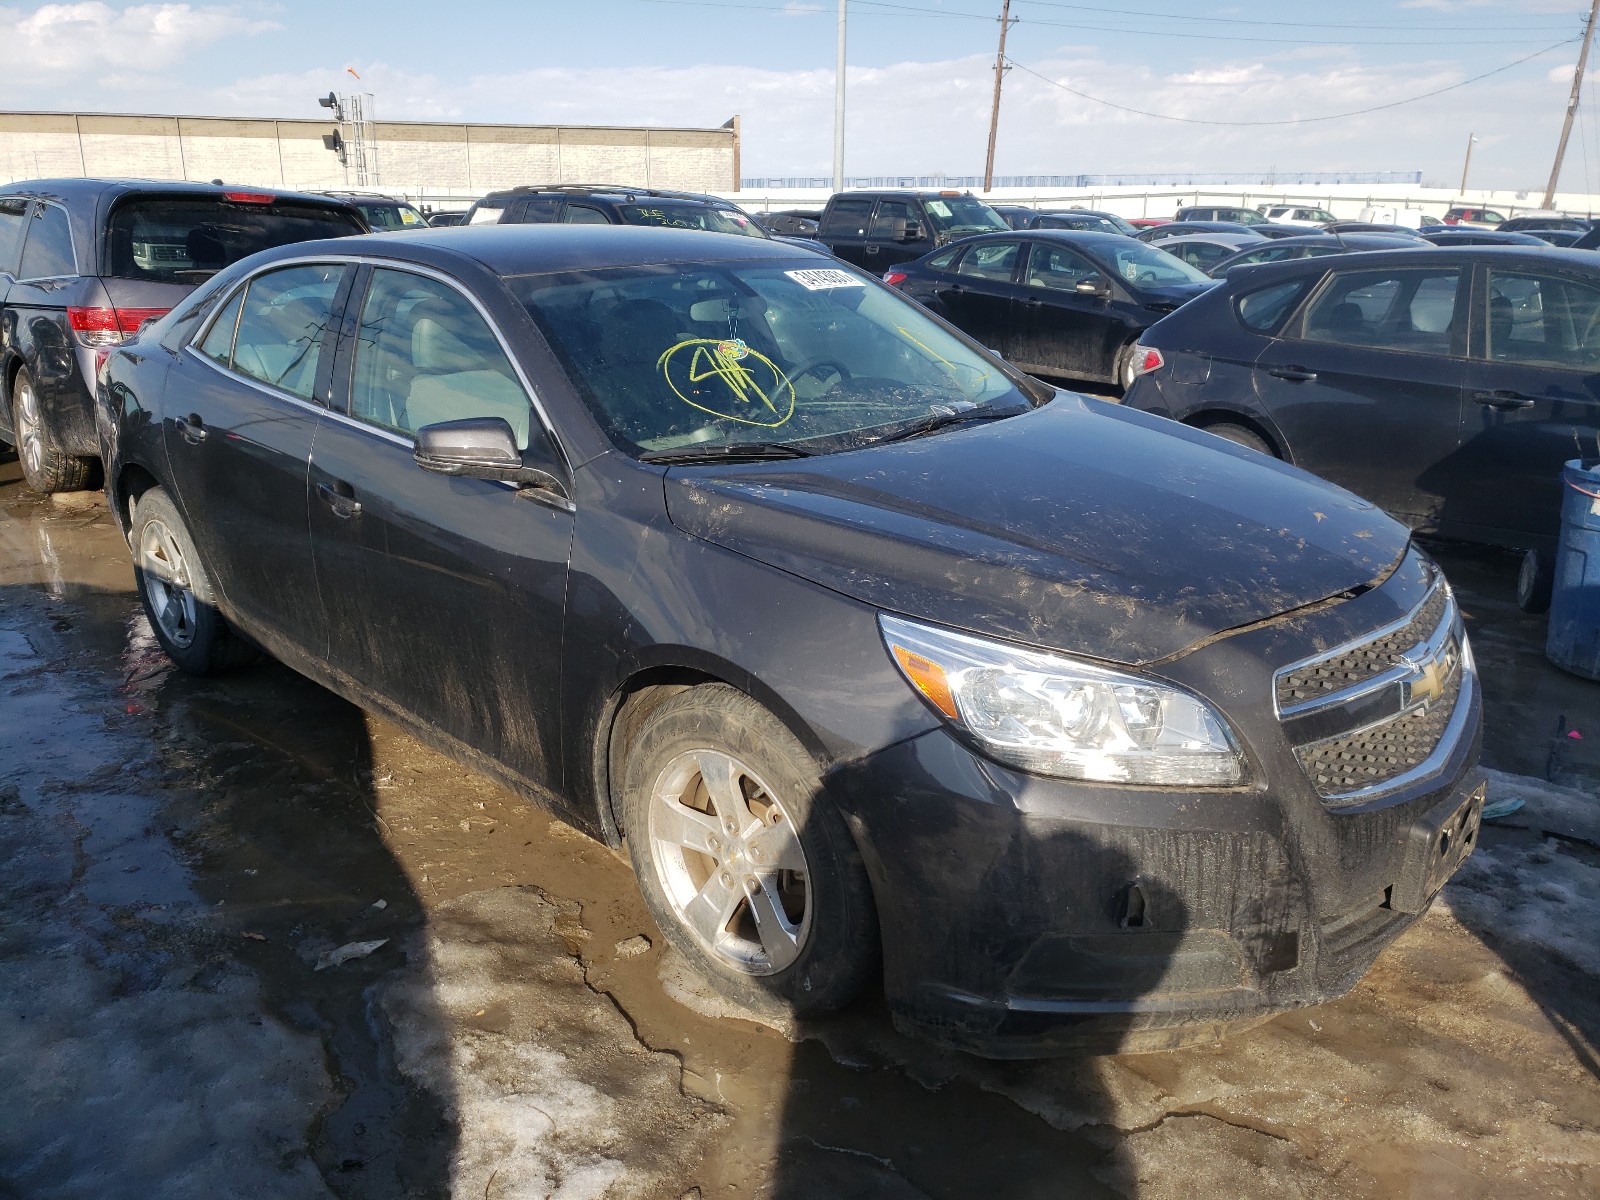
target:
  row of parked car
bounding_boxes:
[0,170,1494,1056]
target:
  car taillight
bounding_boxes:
[223,191,276,204]
[67,306,171,348]
[883,270,908,286]
[1132,345,1165,377]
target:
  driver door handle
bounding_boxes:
[1267,366,1318,382]
[1021,297,1045,308]
[1472,389,1536,411]
[316,480,362,519]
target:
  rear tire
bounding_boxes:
[1516,546,1555,614]
[131,487,258,675]
[12,368,94,493]
[621,684,878,1018]
[1201,421,1277,458]
[1115,342,1140,392]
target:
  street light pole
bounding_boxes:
[1459,133,1477,196]
[833,0,847,192]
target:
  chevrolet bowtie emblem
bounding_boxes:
[1410,657,1446,705]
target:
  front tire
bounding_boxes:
[12,368,94,493]
[131,487,258,675]
[622,685,878,1017]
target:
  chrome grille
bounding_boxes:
[1275,586,1448,711]
[1274,576,1470,806]
[1294,665,1463,796]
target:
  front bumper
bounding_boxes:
[828,676,1483,1057]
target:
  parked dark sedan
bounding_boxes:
[99,225,1483,1055]
[1208,233,1428,277]
[1524,228,1586,247]
[886,230,1215,387]
[0,178,366,493]
[1124,246,1600,608]
[755,209,821,237]
[1140,220,1304,243]
[1419,228,1549,248]
[1028,209,1138,235]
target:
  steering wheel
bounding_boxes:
[785,358,853,389]
[1135,271,1159,285]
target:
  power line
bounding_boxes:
[1003,35,1580,126]
[1017,0,1580,33]
[634,0,1579,45]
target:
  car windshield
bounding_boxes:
[512,261,1033,456]
[358,201,427,230]
[1231,210,1268,225]
[922,196,1009,236]
[618,203,768,238]
[104,197,366,283]
[1096,241,1211,286]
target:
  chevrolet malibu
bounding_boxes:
[99,226,1484,1055]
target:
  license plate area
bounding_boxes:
[1389,780,1485,913]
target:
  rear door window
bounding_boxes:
[1486,270,1600,370]
[956,240,1021,283]
[562,204,612,225]
[105,197,363,284]
[18,203,77,280]
[0,197,28,277]
[1300,267,1464,355]
[197,286,246,364]
[508,198,562,223]
[821,198,873,238]
[227,264,345,400]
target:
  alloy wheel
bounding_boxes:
[648,748,812,975]
[15,380,44,480]
[139,518,199,649]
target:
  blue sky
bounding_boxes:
[1,1,1594,189]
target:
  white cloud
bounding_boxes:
[0,30,1581,189]
[0,3,276,86]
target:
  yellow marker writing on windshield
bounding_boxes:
[658,339,797,428]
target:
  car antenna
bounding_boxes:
[1327,219,1349,252]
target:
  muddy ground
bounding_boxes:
[1,447,1597,1200]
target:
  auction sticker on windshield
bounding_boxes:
[786,268,866,291]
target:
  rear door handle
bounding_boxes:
[1266,366,1318,382]
[176,413,207,444]
[1021,297,1045,309]
[864,244,881,255]
[316,480,362,519]
[1472,390,1536,411]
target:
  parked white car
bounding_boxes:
[1358,205,1430,229]
[1258,204,1336,228]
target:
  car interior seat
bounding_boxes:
[1489,294,1514,357]
[233,296,325,394]
[405,298,530,447]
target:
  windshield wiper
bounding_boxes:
[639,442,817,465]
[863,404,1027,446]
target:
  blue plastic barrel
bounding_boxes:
[1547,458,1600,680]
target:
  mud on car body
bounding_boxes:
[98,225,1484,1055]
[0,178,367,494]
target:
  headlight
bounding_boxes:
[880,614,1244,786]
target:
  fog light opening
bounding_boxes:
[1119,880,1147,929]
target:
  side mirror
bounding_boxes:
[413,417,574,511]
[900,220,926,243]
[1074,277,1111,297]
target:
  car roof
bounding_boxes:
[260,224,823,277]
[1221,243,1598,285]
[0,177,351,208]
[1155,232,1264,246]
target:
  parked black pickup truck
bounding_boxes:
[818,190,1009,271]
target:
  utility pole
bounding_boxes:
[1459,133,1477,196]
[982,0,1015,193]
[833,0,847,192]
[1543,0,1600,209]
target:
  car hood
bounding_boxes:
[663,395,1407,666]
